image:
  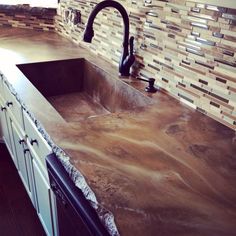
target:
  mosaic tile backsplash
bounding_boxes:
[0,4,56,31]
[5,1,236,130]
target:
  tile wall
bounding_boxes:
[0,4,56,31]
[56,0,236,130]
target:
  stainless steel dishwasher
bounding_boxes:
[46,153,109,236]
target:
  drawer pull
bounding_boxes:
[1,106,6,111]
[24,149,30,154]
[6,101,13,107]
[30,139,38,146]
[19,139,25,144]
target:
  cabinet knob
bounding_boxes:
[6,101,13,107]
[19,139,25,144]
[24,149,30,154]
[30,139,38,146]
[1,106,6,111]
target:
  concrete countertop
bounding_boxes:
[1,27,236,236]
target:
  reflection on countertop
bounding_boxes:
[0,27,236,236]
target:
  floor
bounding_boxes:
[0,143,45,236]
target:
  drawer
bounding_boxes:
[23,110,52,168]
[3,82,24,129]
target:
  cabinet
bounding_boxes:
[0,76,24,161]
[23,109,55,235]
[11,120,55,235]
[3,81,24,128]
[0,96,13,154]
[23,110,51,174]
[0,76,56,236]
[11,121,36,207]
[32,154,54,236]
[7,118,19,169]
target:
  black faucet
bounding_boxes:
[83,0,135,77]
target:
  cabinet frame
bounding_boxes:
[0,77,56,236]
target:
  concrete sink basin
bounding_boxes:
[17,58,152,122]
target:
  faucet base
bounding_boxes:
[120,72,130,77]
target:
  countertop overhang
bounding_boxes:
[1,28,236,236]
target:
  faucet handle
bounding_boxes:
[121,36,135,76]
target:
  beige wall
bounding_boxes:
[56,0,236,130]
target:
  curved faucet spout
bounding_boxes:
[83,0,135,76]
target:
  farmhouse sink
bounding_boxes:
[17,58,152,122]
